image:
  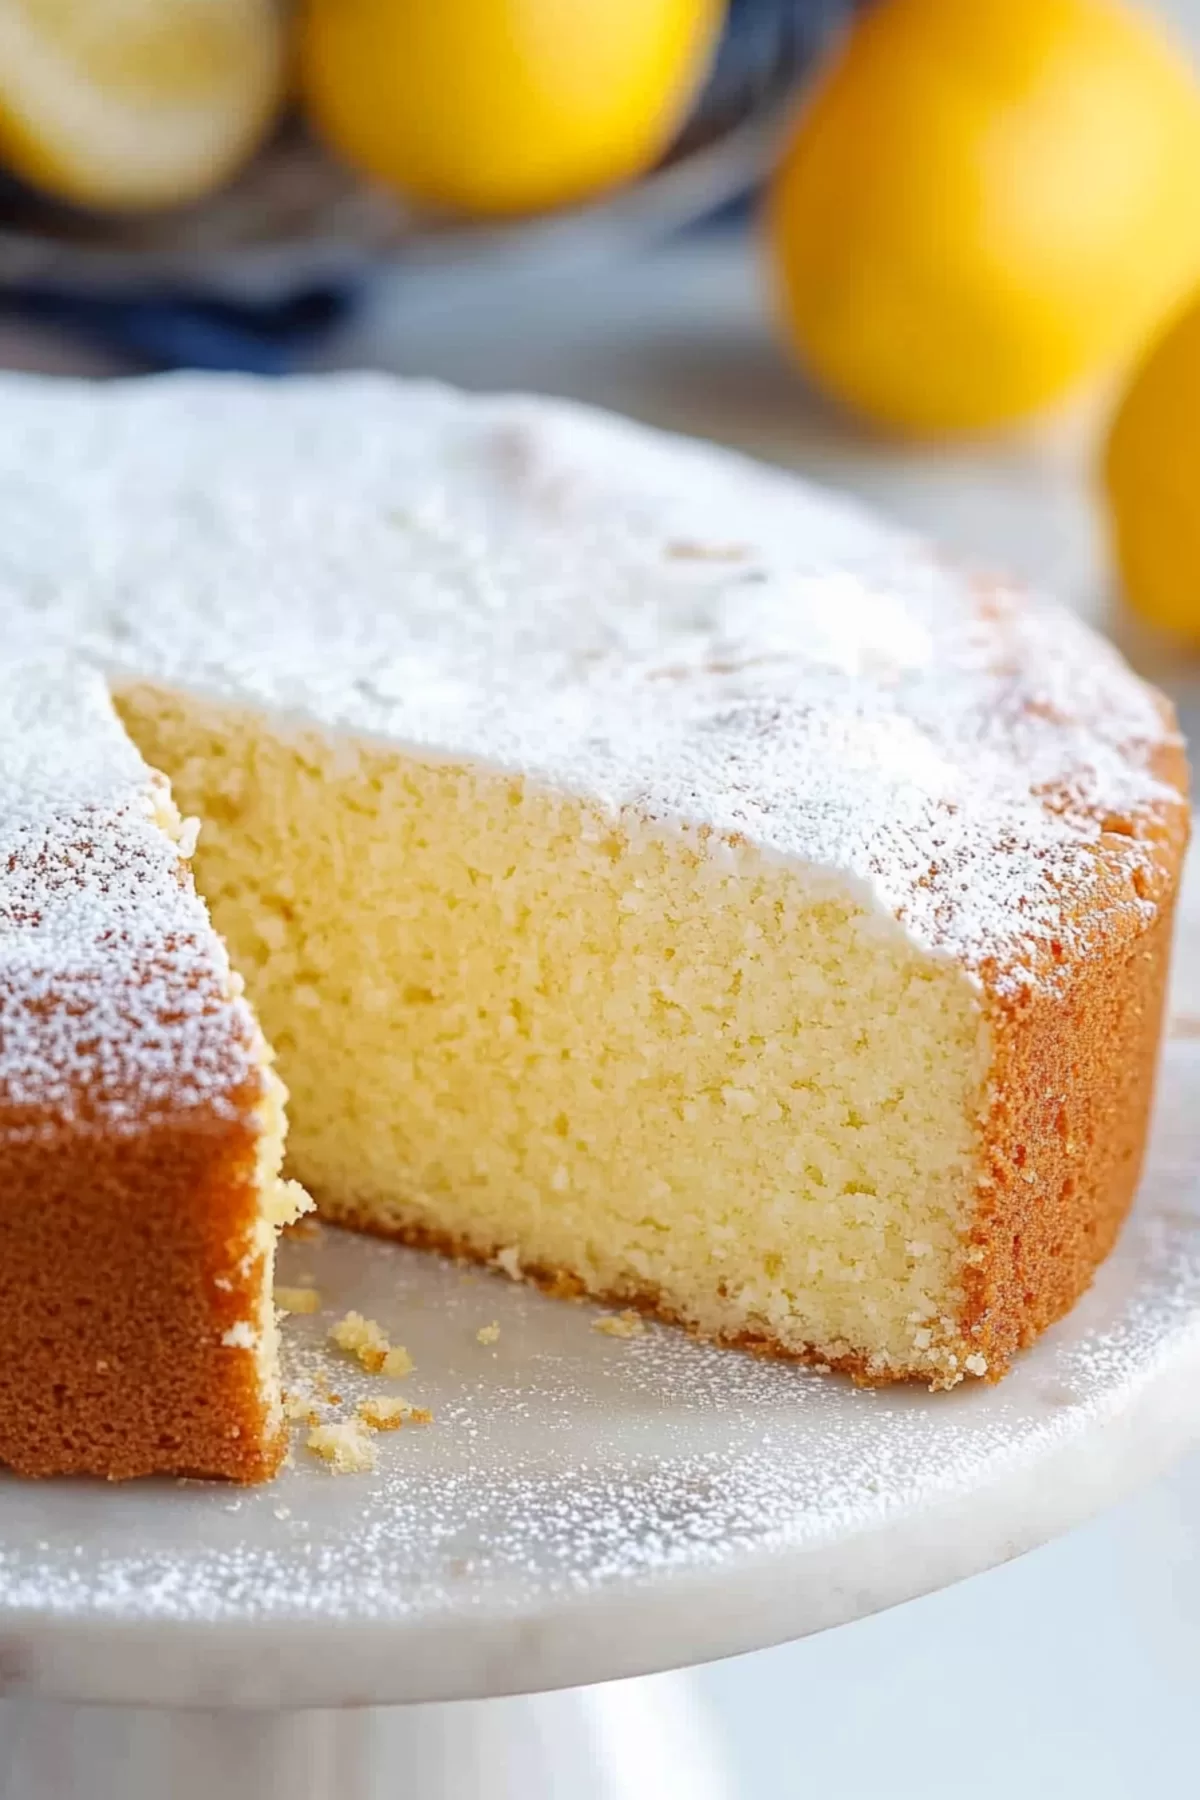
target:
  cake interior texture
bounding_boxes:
[117,681,994,1385]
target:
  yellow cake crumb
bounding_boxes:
[476,1321,501,1345]
[275,1285,321,1314]
[493,1246,522,1281]
[355,1394,433,1431]
[329,1309,413,1376]
[306,1418,378,1474]
[593,1310,645,1339]
[282,1386,323,1425]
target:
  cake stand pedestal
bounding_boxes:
[0,1676,733,1800]
[5,990,1200,1799]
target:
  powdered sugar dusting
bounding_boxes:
[0,372,1185,999]
[0,656,259,1131]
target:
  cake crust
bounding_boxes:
[0,1102,284,1482]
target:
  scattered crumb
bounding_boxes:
[282,1387,323,1426]
[329,1310,413,1376]
[593,1310,645,1339]
[356,1394,433,1431]
[273,1505,291,1521]
[356,1396,409,1431]
[275,1285,321,1315]
[493,1245,522,1281]
[476,1321,501,1345]
[329,1310,388,1371]
[307,1419,377,1475]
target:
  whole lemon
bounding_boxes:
[300,0,724,219]
[766,0,1200,437]
[1105,286,1200,643]
[0,0,284,213]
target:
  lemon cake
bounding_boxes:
[0,372,1188,1479]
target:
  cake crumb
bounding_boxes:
[307,1419,378,1474]
[493,1245,522,1281]
[275,1285,320,1315]
[273,1505,291,1521]
[355,1395,432,1432]
[329,1309,414,1376]
[593,1310,645,1339]
[476,1321,501,1345]
[964,1352,989,1378]
[282,1386,323,1426]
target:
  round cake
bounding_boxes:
[0,373,1188,1480]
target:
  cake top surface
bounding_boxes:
[0,655,259,1131]
[0,372,1187,994]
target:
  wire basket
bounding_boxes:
[0,0,850,304]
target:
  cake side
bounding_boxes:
[0,1084,288,1481]
[0,660,301,1479]
[963,726,1190,1373]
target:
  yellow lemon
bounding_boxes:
[0,0,285,213]
[1105,285,1200,643]
[766,0,1200,437]
[300,0,724,218]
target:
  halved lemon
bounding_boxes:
[0,0,286,212]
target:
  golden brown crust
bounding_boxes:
[965,862,1185,1377]
[0,1094,283,1482]
[959,720,1191,1376]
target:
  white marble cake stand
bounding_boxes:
[5,925,1200,1799]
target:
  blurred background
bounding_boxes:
[3,1,1200,1794]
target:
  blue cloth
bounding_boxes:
[3,282,355,375]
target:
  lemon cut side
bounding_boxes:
[0,0,285,212]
